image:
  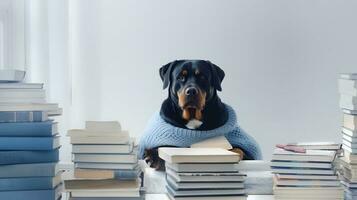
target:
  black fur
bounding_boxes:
[159,60,228,130]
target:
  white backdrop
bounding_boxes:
[27,0,357,161]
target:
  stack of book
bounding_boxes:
[159,147,247,200]
[64,121,142,200]
[338,73,357,199]
[271,143,343,200]
[0,70,63,200]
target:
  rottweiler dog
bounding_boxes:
[144,60,244,170]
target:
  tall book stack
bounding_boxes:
[159,147,247,200]
[64,121,142,200]
[0,70,63,200]
[338,73,357,199]
[271,143,343,200]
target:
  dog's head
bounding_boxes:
[159,60,225,121]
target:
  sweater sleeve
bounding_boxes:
[226,127,263,160]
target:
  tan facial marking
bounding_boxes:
[182,70,188,76]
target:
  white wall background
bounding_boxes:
[26,0,357,161]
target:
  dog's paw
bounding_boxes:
[144,149,165,171]
[230,148,245,160]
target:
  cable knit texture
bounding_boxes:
[138,104,262,160]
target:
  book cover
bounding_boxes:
[72,142,133,154]
[166,185,246,197]
[0,121,57,137]
[0,163,59,178]
[0,149,59,165]
[0,70,25,82]
[166,168,245,182]
[159,147,240,164]
[0,136,60,150]
[0,111,48,123]
[0,83,43,89]
[75,162,138,170]
[166,162,238,173]
[70,135,129,145]
[0,173,62,191]
[72,153,137,164]
[272,148,336,162]
[166,175,244,190]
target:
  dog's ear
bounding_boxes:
[209,61,225,91]
[159,60,177,89]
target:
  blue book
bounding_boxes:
[0,149,59,165]
[0,184,62,200]
[0,173,62,191]
[0,136,60,150]
[0,111,48,123]
[0,163,59,178]
[0,121,57,137]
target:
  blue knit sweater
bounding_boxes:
[138,104,262,160]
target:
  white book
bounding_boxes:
[341,73,357,80]
[0,103,59,112]
[159,147,240,164]
[273,186,344,196]
[166,167,244,182]
[167,194,247,200]
[276,174,338,180]
[75,162,138,170]
[0,83,43,89]
[340,101,357,111]
[85,121,121,132]
[72,153,137,164]
[270,161,332,169]
[339,79,357,96]
[0,70,25,82]
[167,185,245,197]
[70,135,130,145]
[72,142,133,154]
[272,148,336,162]
[70,191,140,198]
[343,127,357,137]
[0,97,46,104]
[341,94,357,105]
[190,136,232,150]
[342,144,357,154]
[342,132,357,143]
[166,175,244,190]
[274,175,340,187]
[0,88,45,98]
[343,109,357,115]
[341,151,357,164]
[68,129,129,137]
[344,113,357,130]
[271,167,335,175]
[166,162,238,172]
[65,179,140,197]
[343,139,357,148]
[283,142,341,150]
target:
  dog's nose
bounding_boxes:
[185,87,198,96]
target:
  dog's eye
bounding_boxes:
[178,75,185,82]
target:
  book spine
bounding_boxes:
[114,169,140,180]
[0,111,48,123]
[0,149,59,165]
[0,177,56,191]
[0,185,62,200]
[0,121,54,136]
[0,137,57,150]
[0,163,58,178]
